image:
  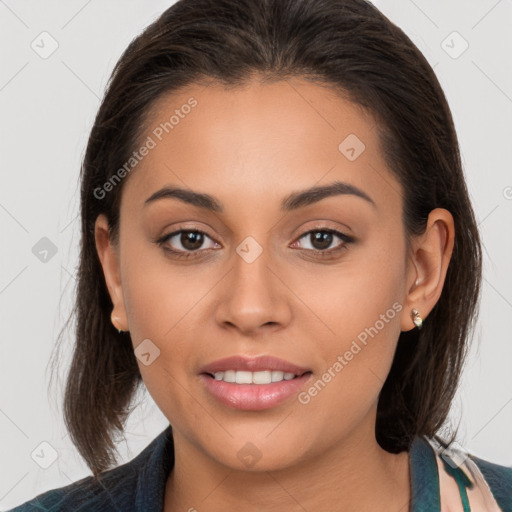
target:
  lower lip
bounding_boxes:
[200,373,312,411]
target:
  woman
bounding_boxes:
[8,0,512,510]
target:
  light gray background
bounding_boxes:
[1,0,511,509]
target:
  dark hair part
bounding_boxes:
[54,0,482,478]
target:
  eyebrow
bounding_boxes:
[144,180,376,212]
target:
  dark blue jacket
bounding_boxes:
[6,425,512,511]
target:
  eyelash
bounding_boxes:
[154,227,354,260]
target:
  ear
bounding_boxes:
[401,208,455,332]
[94,214,128,332]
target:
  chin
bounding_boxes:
[197,429,313,473]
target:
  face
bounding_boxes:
[98,77,423,471]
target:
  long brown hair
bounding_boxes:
[50,0,482,479]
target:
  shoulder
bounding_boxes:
[470,454,512,510]
[5,457,143,512]
[409,436,512,511]
[4,471,133,512]
[5,425,174,512]
[431,438,512,511]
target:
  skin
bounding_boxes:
[95,76,455,511]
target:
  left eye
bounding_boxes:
[293,229,353,252]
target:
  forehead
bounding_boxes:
[123,77,400,215]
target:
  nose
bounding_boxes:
[214,240,292,336]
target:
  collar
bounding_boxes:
[409,436,441,512]
[133,424,174,511]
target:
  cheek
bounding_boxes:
[121,235,204,340]
[120,245,204,425]
[119,235,220,372]
[294,231,406,411]
[292,227,406,346]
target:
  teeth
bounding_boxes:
[236,371,253,384]
[223,370,236,383]
[253,371,272,384]
[212,370,298,384]
[271,371,284,382]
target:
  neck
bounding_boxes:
[164,420,411,512]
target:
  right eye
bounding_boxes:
[155,229,220,259]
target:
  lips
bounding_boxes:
[199,355,313,410]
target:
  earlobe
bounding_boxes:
[401,208,455,332]
[94,214,129,332]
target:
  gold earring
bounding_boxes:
[411,309,423,330]
[111,312,123,334]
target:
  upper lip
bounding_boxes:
[199,355,311,376]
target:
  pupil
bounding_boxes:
[312,231,332,250]
[181,231,203,250]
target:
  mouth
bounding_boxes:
[199,355,313,410]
